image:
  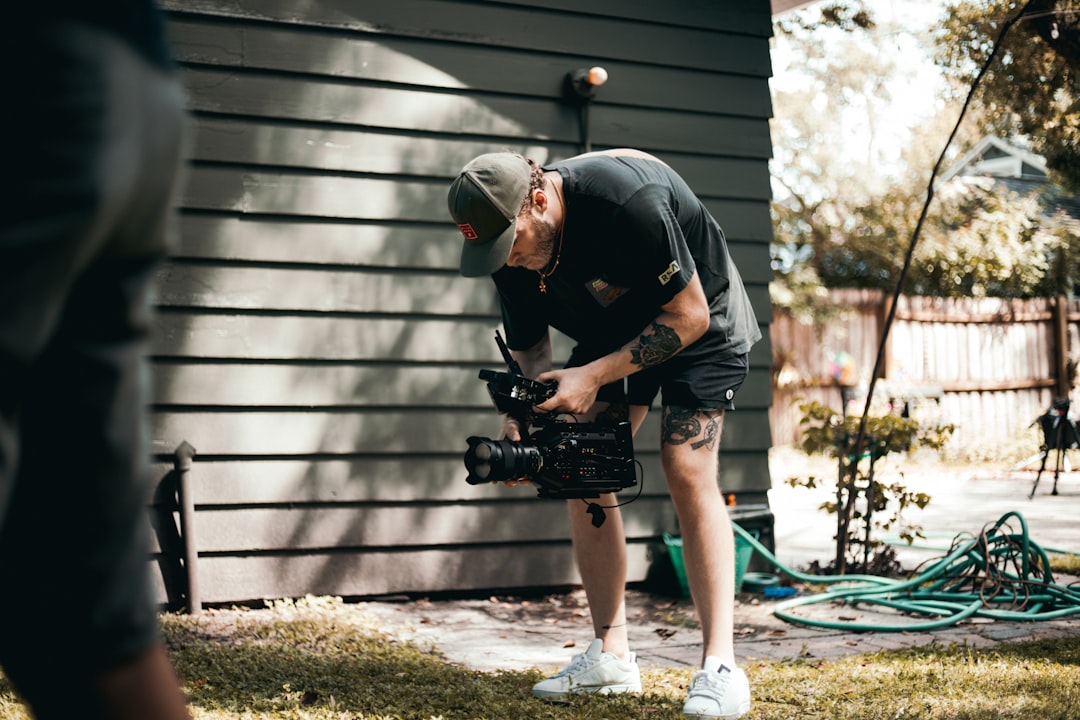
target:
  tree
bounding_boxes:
[771,0,1080,302]
[907,177,1080,297]
[936,0,1080,190]
[770,2,973,294]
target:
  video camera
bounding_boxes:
[1034,397,1080,450]
[463,331,637,501]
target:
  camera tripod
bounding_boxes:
[1030,400,1080,498]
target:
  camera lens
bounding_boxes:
[464,436,542,484]
[469,441,494,481]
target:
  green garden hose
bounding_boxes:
[732,511,1080,632]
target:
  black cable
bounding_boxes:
[579,458,646,513]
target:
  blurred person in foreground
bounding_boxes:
[447,148,760,719]
[0,3,191,718]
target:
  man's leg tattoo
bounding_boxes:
[662,407,724,450]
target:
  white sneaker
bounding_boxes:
[682,657,751,719]
[531,638,642,700]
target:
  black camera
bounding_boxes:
[464,332,637,500]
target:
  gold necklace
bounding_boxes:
[538,182,566,294]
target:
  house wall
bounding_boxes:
[150,0,777,606]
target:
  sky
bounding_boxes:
[870,0,953,124]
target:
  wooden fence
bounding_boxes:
[769,289,1079,457]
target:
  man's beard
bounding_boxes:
[534,216,560,270]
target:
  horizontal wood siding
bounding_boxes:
[152,0,776,605]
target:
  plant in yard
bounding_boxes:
[788,399,954,576]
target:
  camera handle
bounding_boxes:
[481,330,558,424]
[495,330,524,376]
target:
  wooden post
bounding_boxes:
[1053,295,1070,399]
[877,292,894,380]
[174,441,201,615]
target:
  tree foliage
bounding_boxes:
[770,2,937,293]
[936,0,1080,191]
[770,0,1080,304]
[908,178,1080,297]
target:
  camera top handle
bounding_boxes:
[494,329,524,376]
[480,331,557,426]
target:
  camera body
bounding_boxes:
[463,333,637,500]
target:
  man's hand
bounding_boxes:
[499,416,524,442]
[534,365,602,416]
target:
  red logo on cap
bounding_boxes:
[458,223,479,240]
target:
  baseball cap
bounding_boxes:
[447,152,532,277]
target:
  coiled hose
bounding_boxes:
[732,511,1080,632]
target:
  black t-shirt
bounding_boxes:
[494,154,761,363]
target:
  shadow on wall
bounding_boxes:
[153,4,602,602]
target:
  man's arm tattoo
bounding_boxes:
[629,321,681,368]
[662,407,724,450]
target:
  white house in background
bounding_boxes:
[939,135,1080,220]
[940,135,1050,183]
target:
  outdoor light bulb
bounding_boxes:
[564,67,607,104]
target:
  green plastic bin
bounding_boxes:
[663,529,755,598]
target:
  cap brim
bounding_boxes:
[459,218,517,277]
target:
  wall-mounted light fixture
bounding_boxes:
[565,66,609,102]
[563,66,608,153]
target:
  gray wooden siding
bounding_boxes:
[151,0,776,605]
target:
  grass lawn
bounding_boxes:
[1,595,1077,720]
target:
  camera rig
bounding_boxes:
[463,331,638,503]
